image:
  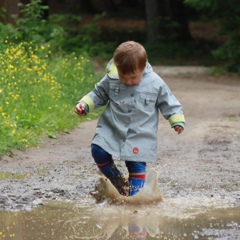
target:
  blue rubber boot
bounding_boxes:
[100,162,127,195]
[91,144,127,195]
[129,177,145,196]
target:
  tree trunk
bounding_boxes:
[0,0,20,23]
[144,0,159,43]
[169,0,192,42]
[90,0,122,12]
[145,0,192,43]
[40,0,49,20]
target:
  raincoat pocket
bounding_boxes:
[139,93,157,111]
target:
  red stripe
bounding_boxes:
[129,173,146,179]
[130,231,147,237]
[97,162,110,169]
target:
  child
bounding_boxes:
[75,41,185,197]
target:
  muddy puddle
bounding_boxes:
[1,196,239,240]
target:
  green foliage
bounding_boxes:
[213,35,240,73]
[0,42,100,157]
[49,13,100,53]
[0,1,115,57]
[12,0,48,42]
[0,23,17,43]
[48,13,115,58]
[0,0,65,52]
[149,16,181,42]
[145,41,217,66]
[0,1,111,157]
[184,0,212,10]
[210,66,226,75]
[0,9,18,43]
[185,0,240,73]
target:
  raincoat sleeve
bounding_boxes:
[78,76,110,112]
[157,83,185,127]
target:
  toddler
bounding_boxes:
[75,41,185,196]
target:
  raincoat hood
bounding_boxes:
[106,59,153,80]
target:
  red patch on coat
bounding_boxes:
[133,147,139,154]
[119,101,125,104]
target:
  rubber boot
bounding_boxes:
[100,162,127,196]
[129,177,145,196]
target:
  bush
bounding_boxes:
[0,1,111,157]
[0,42,99,157]
[0,1,115,57]
[185,0,240,73]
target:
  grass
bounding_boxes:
[0,41,101,158]
[0,168,49,180]
[0,171,28,180]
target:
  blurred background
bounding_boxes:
[1,0,239,72]
[0,0,239,156]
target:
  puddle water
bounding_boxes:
[0,196,239,240]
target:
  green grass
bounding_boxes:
[0,168,48,179]
[0,171,28,180]
[0,41,101,158]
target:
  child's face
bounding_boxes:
[118,68,144,86]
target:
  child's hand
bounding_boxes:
[75,102,87,116]
[174,125,184,135]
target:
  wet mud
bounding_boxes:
[0,67,240,239]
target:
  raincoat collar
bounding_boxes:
[106,59,153,79]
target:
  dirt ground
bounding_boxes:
[0,66,240,211]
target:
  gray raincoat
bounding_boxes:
[80,60,185,162]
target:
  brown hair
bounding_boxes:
[113,41,147,75]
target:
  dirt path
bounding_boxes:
[0,67,240,211]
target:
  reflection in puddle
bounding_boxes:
[0,196,239,240]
